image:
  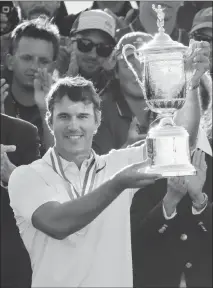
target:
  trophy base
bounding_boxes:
[145,164,197,177]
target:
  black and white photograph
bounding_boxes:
[0,1,212,287]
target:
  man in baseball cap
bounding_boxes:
[189,7,212,73]
[68,9,116,92]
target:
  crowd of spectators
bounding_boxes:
[0,1,212,288]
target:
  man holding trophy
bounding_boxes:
[8,5,211,288]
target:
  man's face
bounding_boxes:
[140,1,183,21]
[9,37,54,89]
[116,53,142,98]
[17,1,60,19]
[191,28,212,72]
[51,96,99,160]
[75,30,114,78]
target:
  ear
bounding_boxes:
[95,111,102,132]
[6,53,14,71]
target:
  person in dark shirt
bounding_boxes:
[1,113,40,288]
[3,17,60,155]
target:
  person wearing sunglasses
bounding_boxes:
[189,7,212,75]
[67,9,116,93]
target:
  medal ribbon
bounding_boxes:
[50,148,96,200]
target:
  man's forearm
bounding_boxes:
[33,176,124,239]
[174,87,200,148]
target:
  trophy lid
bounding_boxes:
[140,4,186,53]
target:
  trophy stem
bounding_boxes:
[158,115,175,127]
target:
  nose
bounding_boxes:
[30,58,40,71]
[87,46,97,58]
[67,117,79,131]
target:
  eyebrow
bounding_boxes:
[78,112,92,116]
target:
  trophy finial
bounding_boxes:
[152,4,165,33]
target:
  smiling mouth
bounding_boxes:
[65,135,83,140]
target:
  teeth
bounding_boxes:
[67,136,81,139]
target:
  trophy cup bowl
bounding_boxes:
[122,5,196,177]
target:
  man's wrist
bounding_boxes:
[190,191,205,205]
[110,174,125,195]
[192,193,208,211]
[163,193,180,217]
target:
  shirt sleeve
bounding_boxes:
[8,165,60,222]
[192,127,212,156]
[162,203,177,219]
[192,204,208,215]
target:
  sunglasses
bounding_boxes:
[74,38,114,58]
[190,33,212,43]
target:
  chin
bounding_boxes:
[24,83,34,90]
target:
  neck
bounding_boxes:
[79,68,101,83]
[12,79,36,106]
[55,146,91,169]
[140,10,177,36]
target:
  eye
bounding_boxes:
[21,55,32,61]
[78,114,88,119]
[58,114,69,120]
[40,58,50,65]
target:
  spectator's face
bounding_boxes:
[8,37,54,88]
[191,28,212,71]
[96,1,126,14]
[75,30,114,78]
[17,1,60,19]
[51,95,98,160]
[140,1,182,21]
[116,53,142,98]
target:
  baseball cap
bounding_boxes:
[70,9,116,41]
[190,7,212,34]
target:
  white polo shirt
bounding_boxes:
[8,145,146,288]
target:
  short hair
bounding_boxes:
[46,76,101,128]
[10,16,60,61]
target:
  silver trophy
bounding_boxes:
[122,4,196,177]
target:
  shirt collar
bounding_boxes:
[196,127,212,156]
[43,147,106,172]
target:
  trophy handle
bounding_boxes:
[122,44,144,89]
